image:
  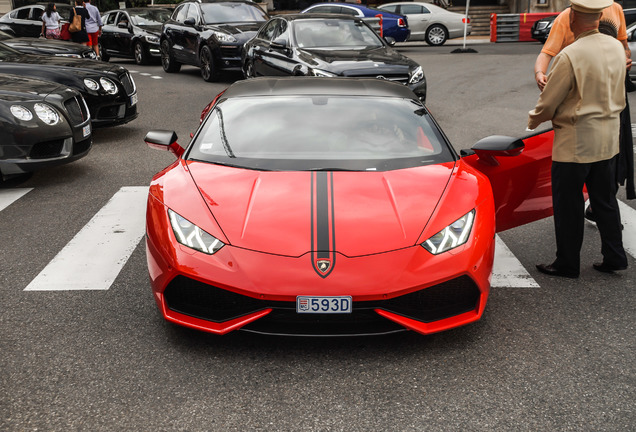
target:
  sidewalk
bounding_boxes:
[397,35,491,47]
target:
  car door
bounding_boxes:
[100,12,117,55]
[28,6,45,38]
[462,129,554,233]
[112,12,133,55]
[397,4,429,40]
[165,4,189,63]
[181,4,202,66]
[11,7,32,37]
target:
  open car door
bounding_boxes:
[462,129,554,233]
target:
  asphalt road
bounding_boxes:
[1,41,634,431]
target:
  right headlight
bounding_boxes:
[422,210,475,255]
[409,66,424,84]
[84,78,99,91]
[168,209,225,255]
[10,105,33,121]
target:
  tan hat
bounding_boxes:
[570,0,613,13]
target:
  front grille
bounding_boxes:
[63,96,89,125]
[164,275,480,335]
[73,137,91,155]
[343,73,409,85]
[220,46,241,59]
[118,71,135,96]
[29,139,64,159]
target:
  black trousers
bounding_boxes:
[551,158,627,274]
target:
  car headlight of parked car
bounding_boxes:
[84,78,99,91]
[10,105,33,121]
[212,30,236,43]
[409,66,425,84]
[145,35,160,44]
[422,210,475,255]
[309,68,337,77]
[168,209,225,255]
[10,103,60,125]
[99,77,118,95]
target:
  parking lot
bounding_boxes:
[1,40,634,431]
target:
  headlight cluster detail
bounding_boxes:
[83,77,119,94]
[409,66,424,84]
[10,103,60,125]
[422,210,475,255]
[145,35,160,43]
[168,209,225,255]
[212,31,236,43]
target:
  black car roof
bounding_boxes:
[222,77,419,100]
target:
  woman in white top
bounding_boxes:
[41,2,61,39]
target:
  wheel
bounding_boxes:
[243,59,254,79]
[200,45,215,82]
[425,24,448,46]
[161,39,181,73]
[134,41,147,65]
[98,42,109,61]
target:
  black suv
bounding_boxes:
[160,0,268,81]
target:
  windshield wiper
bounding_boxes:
[216,108,235,158]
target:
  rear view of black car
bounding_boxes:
[0,42,138,127]
[160,0,268,81]
[100,8,172,65]
[0,74,91,181]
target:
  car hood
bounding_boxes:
[0,73,65,101]
[138,25,162,35]
[297,47,415,75]
[187,162,455,257]
[3,38,90,56]
[2,53,121,73]
[206,22,263,36]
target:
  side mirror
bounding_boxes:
[464,135,524,166]
[145,130,184,158]
[384,36,396,46]
[271,37,289,50]
[184,17,196,26]
[117,21,129,29]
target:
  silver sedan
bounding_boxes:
[377,2,471,46]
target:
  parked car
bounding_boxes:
[143,76,555,336]
[530,14,556,44]
[377,2,470,45]
[160,0,268,81]
[99,8,172,65]
[0,73,91,182]
[301,2,410,42]
[242,14,426,101]
[0,42,137,127]
[0,29,97,59]
[0,3,72,38]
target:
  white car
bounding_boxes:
[377,2,470,46]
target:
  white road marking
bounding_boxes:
[0,188,32,212]
[24,187,148,291]
[139,72,151,76]
[151,76,162,79]
[618,200,636,258]
[491,235,540,288]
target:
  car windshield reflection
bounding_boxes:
[294,19,384,49]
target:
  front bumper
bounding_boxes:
[85,71,138,127]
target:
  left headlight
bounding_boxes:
[84,78,99,91]
[99,77,118,95]
[409,66,425,84]
[422,210,475,255]
[145,35,160,44]
[212,30,236,43]
[168,209,225,255]
[10,105,33,121]
[34,103,60,125]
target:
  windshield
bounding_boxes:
[188,96,454,171]
[0,42,21,59]
[294,19,383,49]
[200,3,267,24]
[130,9,172,26]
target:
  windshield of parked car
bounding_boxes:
[130,9,172,26]
[200,3,267,24]
[294,19,383,49]
[0,42,22,58]
[188,96,455,171]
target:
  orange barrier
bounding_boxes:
[490,12,560,42]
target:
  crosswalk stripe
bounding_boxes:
[491,235,539,288]
[24,186,148,291]
[618,200,636,258]
[0,188,32,212]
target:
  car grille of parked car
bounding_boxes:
[163,274,481,336]
[29,139,65,159]
[118,71,136,96]
[343,72,409,85]
[63,95,90,126]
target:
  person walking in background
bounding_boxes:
[70,0,90,46]
[41,2,61,39]
[84,0,103,58]
[529,0,628,278]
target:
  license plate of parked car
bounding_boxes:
[296,296,352,314]
[83,124,91,137]
[130,93,138,106]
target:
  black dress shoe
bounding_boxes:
[585,205,596,223]
[593,262,628,273]
[536,263,579,278]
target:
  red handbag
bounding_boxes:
[60,22,71,40]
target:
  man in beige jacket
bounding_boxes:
[528,0,628,278]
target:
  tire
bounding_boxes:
[98,42,109,61]
[243,59,254,79]
[161,39,181,73]
[134,41,147,65]
[425,24,448,46]
[200,45,215,82]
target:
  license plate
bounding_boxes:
[82,124,91,137]
[296,296,352,314]
[130,93,138,106]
